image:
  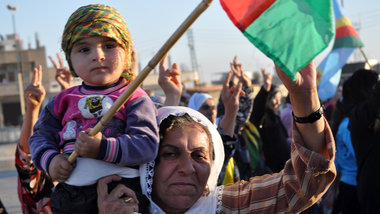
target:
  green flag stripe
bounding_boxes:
[243,0,334,80]
[332,36,364,49]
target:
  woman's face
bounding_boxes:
[198,98,217,123]
[152,123,211,213]
[268,91,282,113]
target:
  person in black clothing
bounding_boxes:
[323,84,342,126]
[249,68,290,173]
[0,199,7,214]
[345,69,380,214]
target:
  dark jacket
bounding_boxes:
[250,86,290,173]
[350,81,380,214]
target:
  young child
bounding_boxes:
[29,4,159,213]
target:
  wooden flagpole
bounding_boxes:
[359,47,373,70]
[68,0,213,163]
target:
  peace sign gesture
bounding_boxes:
[158,54,182,106]
[49,53,73,90]
[230,56,251,87]
[19,65,47,154]
[261,67,273,91]
[24,65,46,109]
[219,71,243,136]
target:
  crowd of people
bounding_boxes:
[0,3,379,214]
[326,69,380,214]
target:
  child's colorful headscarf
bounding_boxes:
[61,4,134,81]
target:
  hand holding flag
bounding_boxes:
[276,61,317,97]
[275,60,326,153]
[220,0,334,80]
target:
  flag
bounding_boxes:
[220,0,334,80]
[317,0,364,101]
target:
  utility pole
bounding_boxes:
[187,28,200,85]
[351,21,363,63]
[187,28,199,72]
[8,5,25,117]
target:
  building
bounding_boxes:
[0,34,62,127]
[0,34,65,143]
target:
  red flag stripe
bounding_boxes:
[336,25,360,39]
[220,0,276,31]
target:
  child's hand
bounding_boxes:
[75,128,102,158]
[49,154,74,182]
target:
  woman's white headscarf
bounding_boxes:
[188,93,213,111]
[140,106,225,214]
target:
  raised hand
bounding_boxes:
[275,60,325,154]
[49,53,73,90]
[18,65,47,153]
[25,65,46,109]
[222,71,243,115]
[219,71,243,137]
[230,56,251,87]
[158,54,182,106]
[275,61,316,95]
[261,67,273,91]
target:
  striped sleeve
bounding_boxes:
[97,137,121,163]
[41,150,60,173]
[220,117,336,213]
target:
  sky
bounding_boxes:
[1,0,380,84]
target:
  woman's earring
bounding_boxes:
[202,184,210,196]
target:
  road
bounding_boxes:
[0,143,21,214]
